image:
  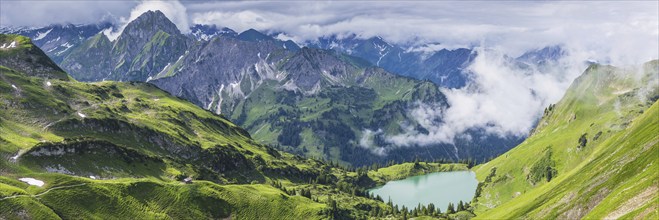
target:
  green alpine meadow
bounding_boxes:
[1,1,658,219]
[0,34,470,219]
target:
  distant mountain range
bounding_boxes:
[0,10,569,166]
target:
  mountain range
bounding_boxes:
[0,8,657,219]
[2,33,470,219]
[2,10,525,166]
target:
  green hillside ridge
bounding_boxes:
[0,34,465,219]
[0,35,69,80]
[472,61,659,219]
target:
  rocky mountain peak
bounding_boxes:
[237,28,273,42]
[120,10,181,39]
[0,34,69,80]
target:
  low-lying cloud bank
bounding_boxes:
[384,47,587,149]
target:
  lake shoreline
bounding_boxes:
[368,170,479,211]
[366,162,470,188]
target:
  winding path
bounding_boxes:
[0,183,86,201]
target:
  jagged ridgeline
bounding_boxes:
[472,61,659,219]
[32,10,520,166]
[0,34,469,219]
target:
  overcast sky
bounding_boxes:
[1,1,657,60]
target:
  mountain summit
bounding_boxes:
[0,34,68,80]
[120,10,181,39]
[59,10,189,82]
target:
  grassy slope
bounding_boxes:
[472,61,659,219]
[0,174,323,220]
[0,61,328,219]
[1,34,460,219]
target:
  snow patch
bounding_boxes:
[11,84,17,90]
[10,151,22,161]
[19,178,44,187]
[376,51,389,66]
[157,63,171,76]
[46,36,61,44]
[89,176,97,180]
[1,41,17,49]
[216,84,225,114]
[77,112,86,118]
[34,29,53,41]
[46,81,52,87]
[55,42,73,55]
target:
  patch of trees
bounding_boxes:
[593,131,602,141]
[271,180,312,199]
[374,197,472,219]
[198,144,253,173]
[310,119,356,147]
[277,122,302,147]
[543,103,556,116]
[578,133,588,148]
[527,147,558,184]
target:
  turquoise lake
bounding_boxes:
[369,171,478,210]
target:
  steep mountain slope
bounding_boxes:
[59,10,190,82]
[472,61,659,219]
[1,34,466,219]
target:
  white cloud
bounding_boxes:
[359,129,386,155]
[181,1,656,150]
[103,0,190,40]
[0,1,134,27]
[3,1,656,64]
[184,1,657,64]
[386,47,589,147]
